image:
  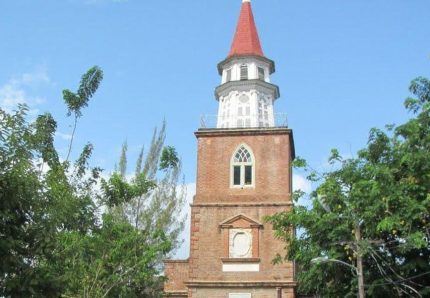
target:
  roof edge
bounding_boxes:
[217,55,275,75]
[214,79,280,101]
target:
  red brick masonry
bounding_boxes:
[164,128,296,298]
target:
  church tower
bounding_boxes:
[165,1,296,297]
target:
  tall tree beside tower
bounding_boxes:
[268,77,430,297]
[113,125,186,256]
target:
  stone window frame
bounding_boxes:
[219,214,263,262]
[230,143,255,189]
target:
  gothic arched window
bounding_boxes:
[231,144,254,187]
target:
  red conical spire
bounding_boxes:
[228,0,264,58]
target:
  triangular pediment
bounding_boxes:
[219,214,263,228]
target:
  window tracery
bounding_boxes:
[231,145,254,187]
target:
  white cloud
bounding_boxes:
[293,173,312,193]
[56,132,73,141]
[293,173,314,208]
[20,69,51,86]
[0,84,27,112]
[0,69,50,113]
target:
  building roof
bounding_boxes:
[228,0,264,58]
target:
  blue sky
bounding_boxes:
[1,0,429,257]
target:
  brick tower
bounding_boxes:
[164,1,296,297]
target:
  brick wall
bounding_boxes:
[164,260,189,296]
[188,205,294,282]
[194,129,294,203]
[189,128,295,284]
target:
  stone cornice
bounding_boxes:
[185,280,297,288]
[215,79,280,101]
[164,259,189,264]
[217,55,276,75]
[191,202,293,208]
[195,127,292,137]
[164,291,187,297]
[221,257,261,263]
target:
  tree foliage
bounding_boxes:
[63,66,103,161]
[267,77,430,297]
[114,124,186,253]
[0,67,185,297]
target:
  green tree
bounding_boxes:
[267,77,430,297]
[0,103,101,296]
[63,66,103,161]
[0,67,184,297]
[114,124,186,255]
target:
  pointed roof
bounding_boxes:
[228,0,264,58]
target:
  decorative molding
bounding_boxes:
[185,281,297,288]
[195,127,292,137]
[217,55,276,75]
[219,214,263,228]
[215,79,280,101]
[191,202,293,208]
[221,258,261,263]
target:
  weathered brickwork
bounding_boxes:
[194,129,294,203]
[164,260,189,297]
[188,204,293,281]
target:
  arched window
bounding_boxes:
[237,94,251,128]
[258,97,271,127]
[231,145,254,187]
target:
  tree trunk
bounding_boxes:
[355,225,365,298]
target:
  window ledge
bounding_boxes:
[221,258,260,263]
[231,185,255,189]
